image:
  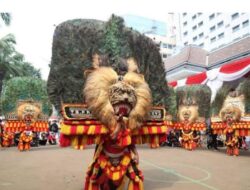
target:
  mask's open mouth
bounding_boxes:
[226,116,233,122]
[183,113,190,121]
[113,102,132,117]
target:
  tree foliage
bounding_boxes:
[0,12,43,115]
[0,33,41,96]
[1,13,11,26]
[1,77,51,115]
[239,77,250,113]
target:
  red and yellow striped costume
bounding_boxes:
[18,129,33,151]
[211,121,250,156]
[224,127,239,156]
[2,132,14,147]
[60,105,170,190]
[4,120,48,151]
[173,122,205,151]
[180,130,195,150]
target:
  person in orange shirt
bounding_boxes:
[2,132,14,147]
[18,116,33,151]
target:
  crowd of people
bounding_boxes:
[0,118,60,149]
[161,128,249,151]
[1,116,249,152]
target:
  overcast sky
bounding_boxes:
[0,0,248,79]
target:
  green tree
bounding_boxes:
[0,34,19,92]
[1,77,51,115]
[0,13,41,113]
[0,12,42,115]
[0,33,41,94]
[1,13,11,26]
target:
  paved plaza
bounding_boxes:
[0,145,249,190]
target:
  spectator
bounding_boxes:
[49,120,59,133]
[206,128,218,150]
[49,120,59,143]
[167,130,180,147]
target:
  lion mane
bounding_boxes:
[17,100,42,122]
[84,67,152,130]
[219,105,242,122]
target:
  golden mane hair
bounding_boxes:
[17,100,42,122]
[83,67,152,130]
[219,105,242,122]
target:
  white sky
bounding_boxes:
[0,0,248,79]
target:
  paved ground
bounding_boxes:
[0,145,249,190]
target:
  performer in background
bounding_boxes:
[173,85,211,151]
[18,115,33,151]
[2,131,14,147]
[211,78,250,157]
[221,105,241,156]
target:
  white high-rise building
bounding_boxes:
[123,14,177,62]
[145,33,176,61]
[176,13,250,51]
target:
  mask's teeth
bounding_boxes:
[114,106,119,114]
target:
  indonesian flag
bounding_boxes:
[168,56,250,101]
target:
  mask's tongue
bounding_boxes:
[119,106,128,116]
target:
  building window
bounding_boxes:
[193,36,197,42]
[231,13,239,20]
[217,21,224,28]
[210,25,216,32]
[198,13,202,16]
[242,20,249,28]
[184,42,188,46]
[162,43,173,49]
[162,43,168,48]
[192,15,197,20]
[199,43,204,48]
[198,21,203,27]
[183,13,187,16]
[183,21,187,26]
[183,31,188,36]
[209,13,215,20]
[192,25,197,31]
[210,37,216,43]
[162,54,167,58]
[218,32,224,39]
[232,25,240,32]
[199,32,204,38]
